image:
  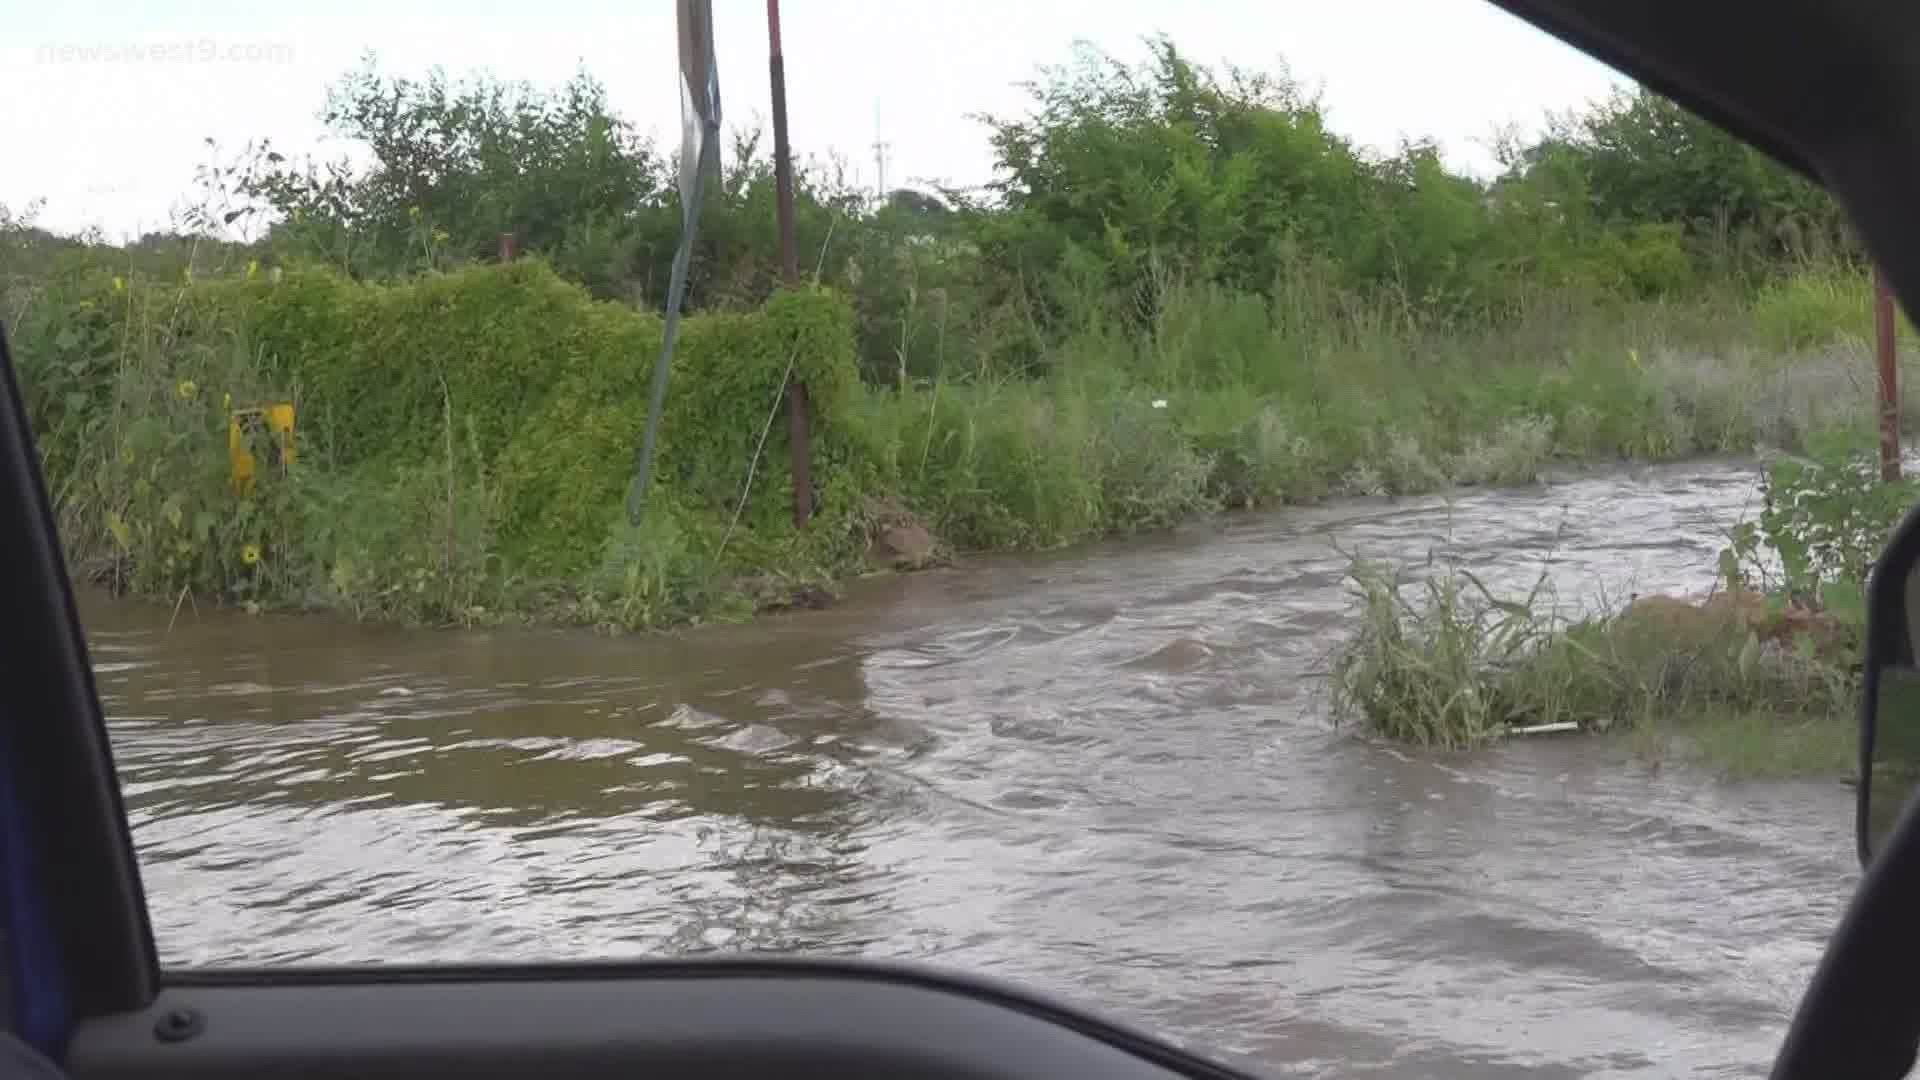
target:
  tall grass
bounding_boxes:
[851,273,1920,557]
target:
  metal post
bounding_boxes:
[767,0,813,526]
[499,232,517,262]
[1877,264,1901,481]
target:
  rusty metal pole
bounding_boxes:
[1876,264,1901,481]
[498,232,517,262]
[768,0,813,526]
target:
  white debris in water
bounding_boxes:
[1511,721,1581,736]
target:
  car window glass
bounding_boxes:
[4,4,1884,1076]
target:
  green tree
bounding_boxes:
[246,57,661,281]
[1513,87,1850,272]
[977,38,1379,322]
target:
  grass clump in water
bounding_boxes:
[1330,556,1562,747]
[1330,433,1916,776]
[1330,553,1857,774]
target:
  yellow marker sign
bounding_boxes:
[229,403,296,496]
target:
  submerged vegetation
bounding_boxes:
[1,39,1914,637]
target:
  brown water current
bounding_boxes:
[85,459,1861,1078]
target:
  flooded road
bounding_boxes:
[86,459,1858,1078]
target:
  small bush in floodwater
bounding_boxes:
[1331,555,1564,747]
[1721,429,1920,605]
[1330,553,1855,760]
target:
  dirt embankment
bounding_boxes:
[1620,588,1851,657]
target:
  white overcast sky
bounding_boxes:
[3,1,1631,241]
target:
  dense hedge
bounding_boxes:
[240,263,853,554]
[15,259,868,624]
[488,279,862,573]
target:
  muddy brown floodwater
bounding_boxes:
[85,459,1861,1079]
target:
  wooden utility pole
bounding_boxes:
[1876,264,1901,481]
[767,0,814,527]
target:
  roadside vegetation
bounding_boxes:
[2,40,1914,633]
[1330,431,1914,776]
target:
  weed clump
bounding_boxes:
[1331,555,1853,763]
[1330,434,1905,773]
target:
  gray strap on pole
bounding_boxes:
[627,0,723,524]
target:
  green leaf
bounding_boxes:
[104,511,132,552]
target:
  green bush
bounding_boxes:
[26,260,868,627]
[491,282,860,574]
[1721,430,1920,624]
